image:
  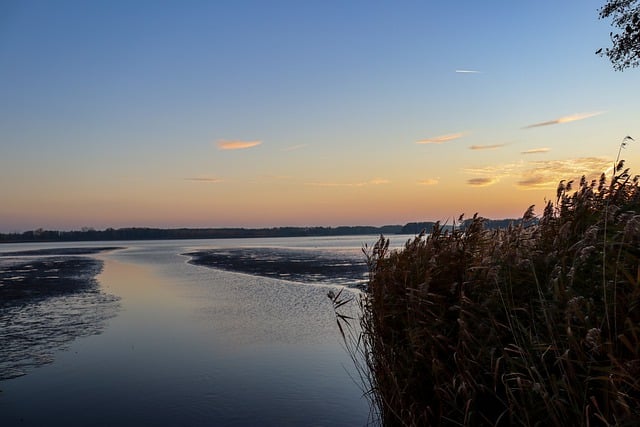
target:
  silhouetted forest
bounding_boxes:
[0,225,403,243]
[0,219,522,243]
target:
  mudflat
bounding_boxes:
[0,247,122,305]
[0,247,122,380]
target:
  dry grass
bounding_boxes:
[332,156,640,426]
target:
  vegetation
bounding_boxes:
[332,148,640,425]
[0,225,405,243]
[597,0,640,70]
[0,221,522,243]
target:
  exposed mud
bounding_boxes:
[185,247,369,288]
[0,248,121,380]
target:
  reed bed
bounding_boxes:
[332,157,640,426]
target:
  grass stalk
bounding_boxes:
[332,151,639,426]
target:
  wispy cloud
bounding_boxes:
[463,162,522,188]
[217,140,262,150]
[307,178,390,187]
[282,144,308,152]
[463,157,611,190]
[468,177,498,187]
[369,178,390,185]
[516,176,549,188]
[185,177,223,183]
[516,157,611,189]
[464,163,521,176]
[455,69,481,74]
[418,178,439,186]
[416,132,465,145]
[469,143,506,151]
[523,112,604,129]
[521,148,551,155]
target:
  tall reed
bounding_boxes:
[332,158,640,426]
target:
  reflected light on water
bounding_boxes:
[0,237,376,426]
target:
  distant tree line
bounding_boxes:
[0,219,523,244]
[0,225,403,243]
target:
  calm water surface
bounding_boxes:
[0,235,413,426]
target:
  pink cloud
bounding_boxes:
[469,143,506,151]
[521,148,551,155]
[217,140,262,150]
[468,177,499,187]
[523,112,603,129]
[416,133,465,145]
[185,177,223,183]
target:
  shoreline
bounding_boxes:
[0,247,123,305]
[0,239,371,426]
[185,247,369,288]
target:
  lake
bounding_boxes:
[0,235,413,426]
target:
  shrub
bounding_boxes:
[332,159,640,426]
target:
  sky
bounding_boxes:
[1,0,639,232]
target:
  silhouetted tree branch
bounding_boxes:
[597,0,640,70]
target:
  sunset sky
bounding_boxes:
[1,0,639,232]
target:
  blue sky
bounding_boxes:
[1,0,639,231]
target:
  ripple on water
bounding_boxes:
[0,255,120,381]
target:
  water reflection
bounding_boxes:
[0,238,378,426]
